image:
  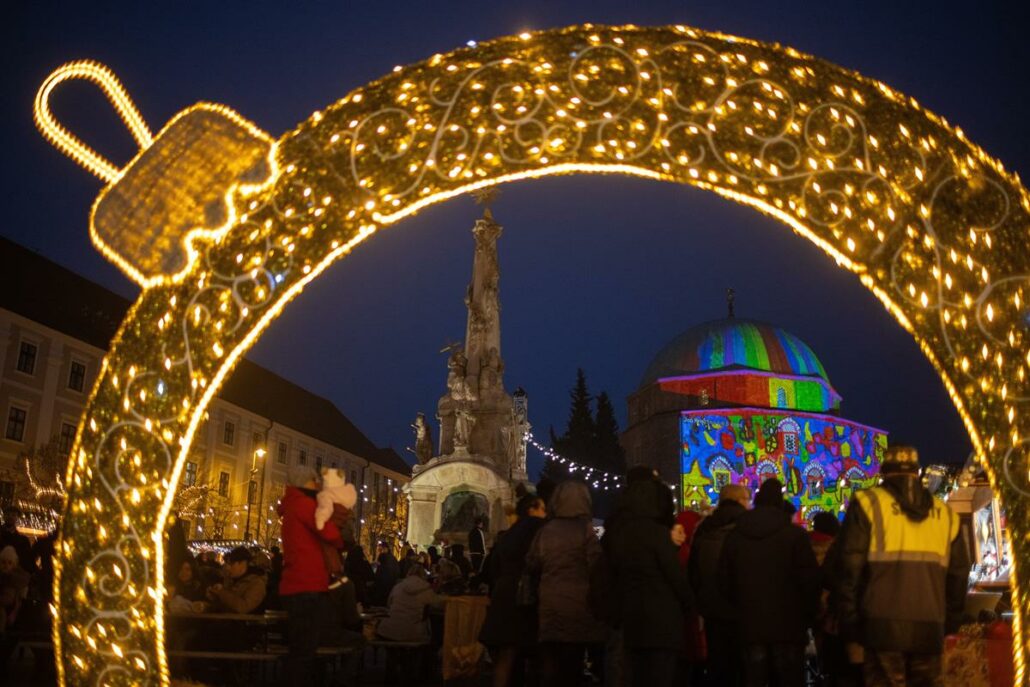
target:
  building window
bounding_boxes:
[699,388,709,406]
[184,461,198,487]
[218,471,230,497]
[277,441,288,465]
[315,454,324,471]
[373,473,380,502]
[783,432,799,454]
[0,480,14,504]
[223,421,235,446]
[6,406,27,442]
[58,422,76,455]
[776,387,787,408]
[68,361,87,392]
[16,341,37,375]
[331,459,337,469]
[298,449,307,466]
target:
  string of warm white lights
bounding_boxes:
[525,431,624,490]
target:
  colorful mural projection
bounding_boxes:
[681,408,886,520]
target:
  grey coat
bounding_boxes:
[526,482,608,644]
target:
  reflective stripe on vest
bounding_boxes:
[854,488,959,566]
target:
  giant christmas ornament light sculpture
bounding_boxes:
[34,24,1030,685]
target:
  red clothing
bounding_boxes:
[676,510,706,662]
[278,486,344,596]
[676,510,703,567]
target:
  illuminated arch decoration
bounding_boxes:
[33,23,1030,685]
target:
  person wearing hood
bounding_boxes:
[689,482,749,686]
[608,477,694,687]
[718,478,819,687]
[526,480,607,687]
[376,564,443,643]
[278,465,346,684]
[205,546,267,614]
[835,446,969,686]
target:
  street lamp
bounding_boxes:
[243,447,266,541]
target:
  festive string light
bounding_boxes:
[35,23,1030,685]
[525,432,624,490]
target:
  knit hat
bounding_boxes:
[0,545,17,565]
[287,464,319,487]
[881,445,920,474]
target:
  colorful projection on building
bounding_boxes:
[681,408,886,519]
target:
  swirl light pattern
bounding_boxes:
[36,24,1029,685]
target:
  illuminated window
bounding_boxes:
[298,449,307,466]
[222,421,235,446]
[277,441,288,465]
[58,422,76,455]
[68,360,86,392]
[184,461,198,487]
[6,406,27,442]
[776,387,787,408]
[16,341,37,375]
[218,471,230,497]
[699,388,709,406]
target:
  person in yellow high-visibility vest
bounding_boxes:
[835,445,970,686]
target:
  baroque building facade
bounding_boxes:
[0,236,408,543]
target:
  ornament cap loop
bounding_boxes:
[34,60,152,183]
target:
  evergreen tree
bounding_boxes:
[594,391,627,474]
[541,369,595,483]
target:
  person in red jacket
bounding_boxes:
[278,466,346,685]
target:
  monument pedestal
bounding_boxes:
[405,455,517,547]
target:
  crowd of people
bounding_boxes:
[0,444,988,686]
[475,445,974,687]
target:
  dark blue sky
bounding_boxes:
[4,1,1025,475]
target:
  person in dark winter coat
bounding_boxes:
[608,478,693,687]
[835,446,969,686]
[689,482,749,686]
[526,481,607,687]
[479,494,548,687]
[719,479,819,687]
[468,517,487,573]
[373,543,401,606]
[345,545,375,606]
[278,466,346,684]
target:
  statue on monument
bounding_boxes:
[409,412,433,465]
[453,403,477,449]
[478,346,504,396]
[443,344,473,401]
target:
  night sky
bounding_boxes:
[4,1,1025,477]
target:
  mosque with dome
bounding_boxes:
[622,307,887,522]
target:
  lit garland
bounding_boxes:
[526,431,624,489]
[33,23,1030,685]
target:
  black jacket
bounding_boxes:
[479,516,545,647]
[835,475,970,653]
[608,479,694,649]
[688,499,746,620]
[718,505,820,645]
